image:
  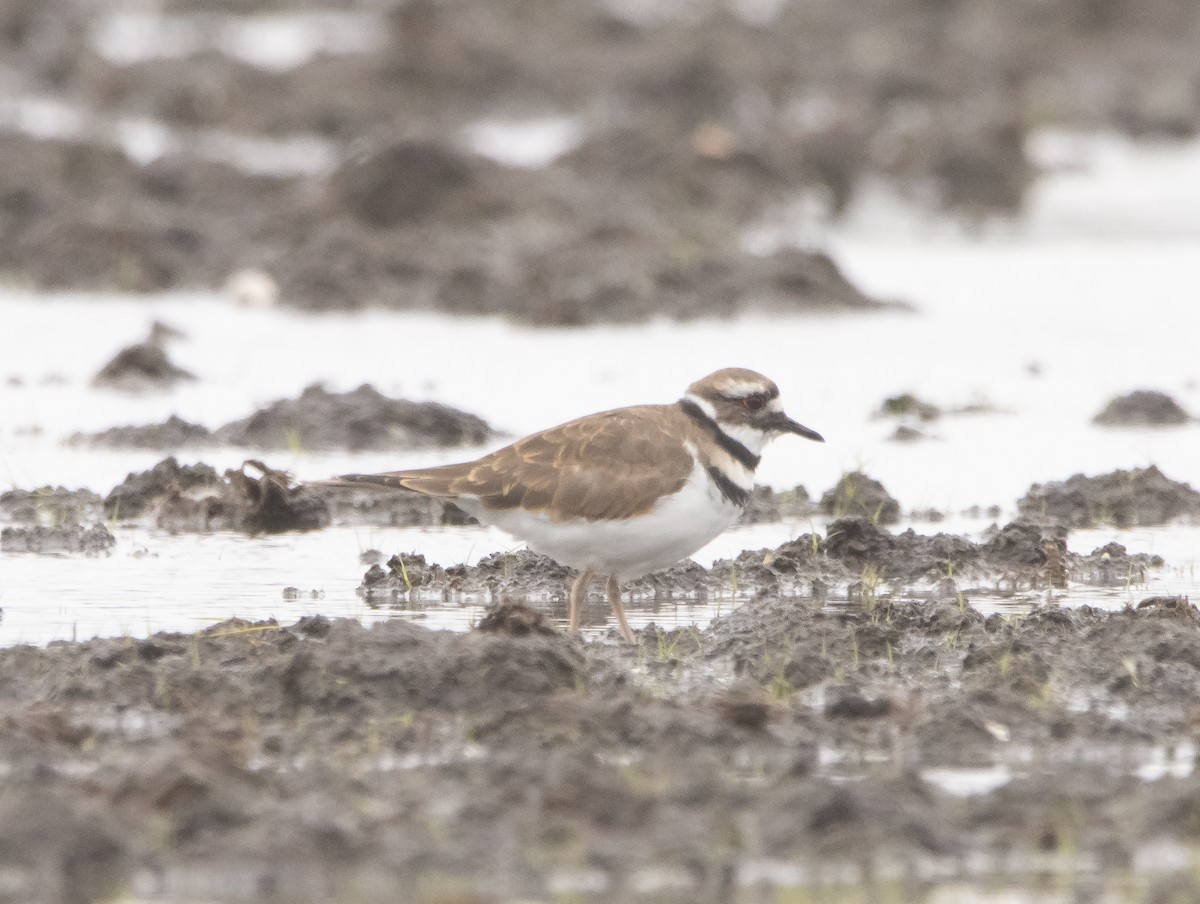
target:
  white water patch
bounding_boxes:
[750,129,1200,243]
[91,11,387,72]
[1027,130,1200,238]
[0,522,773,648]
[0,96,337,176]
[1134,741,1197,782]
[922,765,1014,797]
[461,117,583,168]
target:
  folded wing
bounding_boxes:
[335,405,694,521]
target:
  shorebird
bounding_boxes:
[332,368,823,642]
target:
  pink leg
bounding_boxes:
[607,575,636,644]
[568,568,594,635]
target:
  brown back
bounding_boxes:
[353,404,697,521]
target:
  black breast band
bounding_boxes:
[679,399,761,471]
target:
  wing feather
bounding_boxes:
[334,405,694,521]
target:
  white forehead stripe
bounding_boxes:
[715,379,772,399]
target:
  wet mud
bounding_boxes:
[6,0,1200,320]
[356,515,1166,610]
[876,392,1003,425]
[0,486,103,526]
[0,121,886,324]
[0,522,114,555]
[4,459,1199,899]
[98,456,329,535]
[1018,465,1200,529]
[71,384,497,452]
[5,589,1200,902]
[818,470,901,525]
[1093,390,1193,427]
[72,414,215,451]
[216,384,496,452]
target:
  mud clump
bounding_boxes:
[359,549,571,605]
[819,471,901,525]
[733,248,893,314]
[213,384,495,452]
[0,523,115,555]
[1073,541,1165,586]
[104,457,222,522]
[876,392,1002,425]
[1017,465,1200,527]
[878,393,942,421]
[0,486,103,525]
[821,517,899,572]
[331,140,478,227]
[71,414,214,450]
[1093,389,1192,427]
[477,600,559,637]
[92,453,478,533]
[980,517,1068,570]
[1136,594,1194,616]
[359,552,445,599]
[821,517,982,585]
[103,456,328,533]
[810,516,1156,592]
[72,384,494,455]
[739,484,815,524]
[357,515,1154,614]
[889,424,931,443]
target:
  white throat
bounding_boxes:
[714,420,770,457]
[683,391,772,459]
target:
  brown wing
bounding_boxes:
[336,404,695,521]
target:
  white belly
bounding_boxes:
[458,462,741,579]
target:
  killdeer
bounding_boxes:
[331,368,823,642]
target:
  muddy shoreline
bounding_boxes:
[4,591,1200,903]
[3,457,1199,901]
[4,442,1197,901]
[4,455,1199,900]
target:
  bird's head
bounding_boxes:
[684,368,824,453]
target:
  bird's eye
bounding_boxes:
[743,395,766,412]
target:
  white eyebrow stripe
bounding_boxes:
[716,380,771,398]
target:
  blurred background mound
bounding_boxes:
[4,0,1199,322]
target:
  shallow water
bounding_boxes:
[1,131,1199,646]
[1,518,1195,647]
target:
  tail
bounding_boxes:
[308,466,466,498]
